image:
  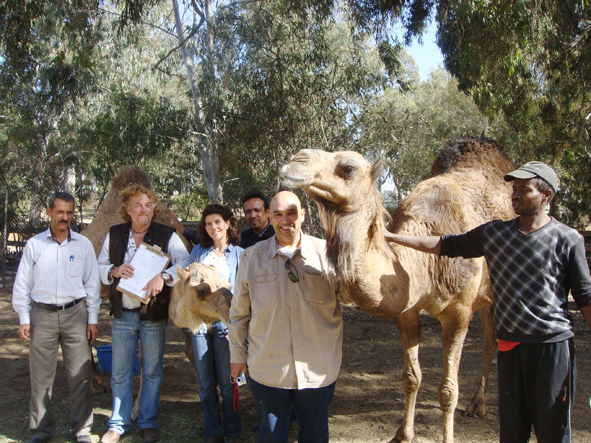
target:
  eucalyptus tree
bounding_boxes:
[114,0,391,209]
[435,0,591,225]
[214,2,388,205]
[0,0,102,222]
[0,2,199,222]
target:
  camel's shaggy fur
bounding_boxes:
[280,137,515,443]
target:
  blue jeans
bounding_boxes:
[192,321,241,437]
[249,378,335,443]
[108,310,167,434]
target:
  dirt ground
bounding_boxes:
[2,283,591,443]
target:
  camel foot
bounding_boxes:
[387,429,413,443]
[90,373,110,394]
[462,396,486,418]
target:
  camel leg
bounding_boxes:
[131,344,142,421]
[438,307,472,443]
[184,329,198,377]
[463,305,496,417]
[390,311,421,443]
[90,347,110,394]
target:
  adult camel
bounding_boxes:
[280,137,515,443]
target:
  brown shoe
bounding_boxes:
[204,436,224,443]
[141,428,160,443]
[100,431,121,443]
[225,437,241,443]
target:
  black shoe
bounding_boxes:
[29,438,51,443]
[141,428,160,443]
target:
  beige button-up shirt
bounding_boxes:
[229,233,343,389]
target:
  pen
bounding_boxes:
[70,255,74,262]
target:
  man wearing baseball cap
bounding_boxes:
[385,161,591,443]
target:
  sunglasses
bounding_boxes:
[285,259,299,283]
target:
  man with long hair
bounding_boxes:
[97,185,190,443]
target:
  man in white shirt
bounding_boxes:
[97,185,190,443]
[13,192,101,443]
[229,191,342,443]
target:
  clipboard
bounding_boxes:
[116,242,172,304]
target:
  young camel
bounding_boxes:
[280,137,515,443]
[169,262,234,333]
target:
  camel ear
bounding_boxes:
[372,159,383,182]
[176,265,186,280]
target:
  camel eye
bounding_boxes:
[340,164,356,178]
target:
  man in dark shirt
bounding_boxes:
[238,190,274,249]
[385,161,591,443]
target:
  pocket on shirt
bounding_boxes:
[301,272,334,304]
[66,260,84,279]
[253,273,280,308]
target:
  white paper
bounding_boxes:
[117,243,170,302]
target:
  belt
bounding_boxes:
[122,307,142,312]
[34,298,83,311]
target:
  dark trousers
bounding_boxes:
[498,339,575,443]
[249,378,335,443]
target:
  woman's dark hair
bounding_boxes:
[198,204,241,248]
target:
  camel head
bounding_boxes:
[169,262,233,333]
[280,149,382,212]
[281,149,391,284]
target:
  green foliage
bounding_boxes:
[0,3,202,223]
[0,0,100,109]
[436,0,591,225]
[177,0,389,211]
[355,65,511,206]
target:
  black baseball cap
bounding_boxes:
[504,161,558,193]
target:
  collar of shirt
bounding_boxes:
[256,222,271,238]
[46,227,73,244]
[268,234,311,261]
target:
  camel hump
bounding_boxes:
[428,137,514,178]
[112,166,152,190]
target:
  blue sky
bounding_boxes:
[399,21,444,79]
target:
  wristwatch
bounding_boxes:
[161,272,173,283]
[108,265,116,280]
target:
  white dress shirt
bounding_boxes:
[12,228,102,325]
[97,231,190,309]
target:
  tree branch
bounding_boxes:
[153,17,205,70]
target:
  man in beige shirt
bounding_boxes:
[229,191,343,443]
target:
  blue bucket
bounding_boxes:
[95,344,141,375]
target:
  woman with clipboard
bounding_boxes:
[188,204,244,443]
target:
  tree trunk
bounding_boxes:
[171,0,223,204]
